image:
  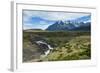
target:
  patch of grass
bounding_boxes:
[23,31,91,62]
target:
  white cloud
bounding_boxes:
[24,22,52,30]
[23,10,90,21]
[23,23,49,30]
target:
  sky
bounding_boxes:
[23,10,90,30]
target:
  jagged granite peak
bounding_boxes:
[46,19,91,31]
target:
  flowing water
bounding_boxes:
[35,40,53,57]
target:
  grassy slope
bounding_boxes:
[23,31,91,62]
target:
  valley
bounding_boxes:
[23,31,91,62]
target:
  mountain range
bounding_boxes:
[46,15,91,31]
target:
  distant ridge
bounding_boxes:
[46,15,91,31]
[24,29,43,32]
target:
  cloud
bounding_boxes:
[23,21,53,30]
[23,10,90,21]
[24,23,51,30]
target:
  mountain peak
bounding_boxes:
[46,15,91,31]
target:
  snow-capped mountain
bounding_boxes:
[46,15,91,31]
